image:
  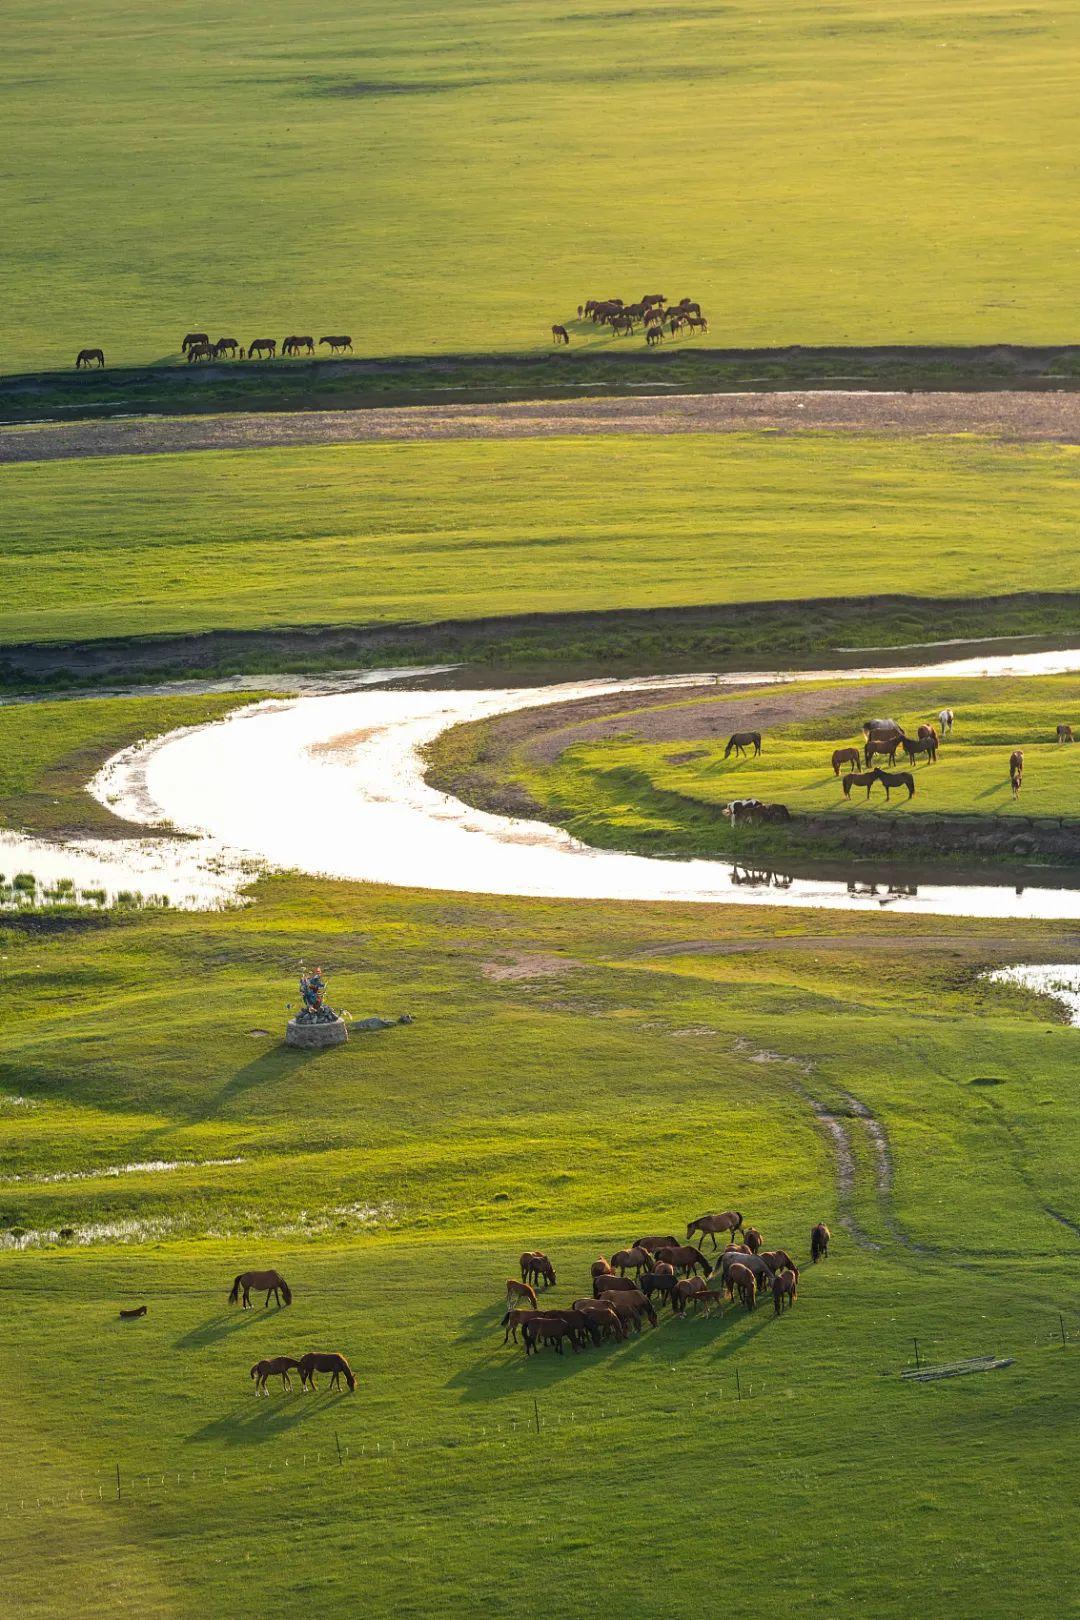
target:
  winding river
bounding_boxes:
[1,643,1057,918]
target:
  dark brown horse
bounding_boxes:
[186,342,214,363]
[632,1234,680,1254]
[591,1256,615,1281]
[229,1270,292,1309]
[1010,749,1024,797]
[724,732,762,759]
[876,770,915,801]
[652,1243,712,1277]
[592,1273,639,1298]
[283,335,314,355]
[639,1270,680,1308]
[810,1222,831,1262]
[842,769,881,801]
[832,748,861,775]
[251,1355,299,1394]
[181,332,209,352]
[551,324,570,345]
[75,348,104,368]
[610,1246,653,1276]
[320,335,353,352]
[758,1249,799,1281]
[118,1305,147,1319]
[570,1300,626,1340]
[298,1351,355,1391]
[900,734,937,765]
[597,1288,658,1330]
[248,337,276,359]
[742,1225,762,1254]
[646,325,664,346]
[214,336,240,356]
[864,737,901,768]
[772,1269,798,1314]
[1057,724,1074,743]
[520,1251,556,1288]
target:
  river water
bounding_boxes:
[21,644,1064,918]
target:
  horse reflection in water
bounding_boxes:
[846,881,919,903]
[731,864,794,890]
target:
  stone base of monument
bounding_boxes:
[286,1016,349,1049]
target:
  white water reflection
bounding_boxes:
[986,966,1080,1025]
[86,650,1080,919]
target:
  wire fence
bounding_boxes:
[7,1314,1077,1515]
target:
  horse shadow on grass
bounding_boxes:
[186,1390,343,1446]
[174,1305,288,1350]
[198,1045,325,1119]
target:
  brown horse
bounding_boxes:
[758,1250,799,1282]
[1010,750,1023,797]
[842,769,881,801]
[118,1305,147,1319]
[652,1243,712,1277]
[186,342,214,363]
[320,335,353,352]
[685,315,708,332]
[229,1270,292,1309]
[772,1269,798,1315]
[917,724,939,746]
[632,1234,679,1254]
[672,1276,708,1313]
[864,737,900,768]
[687,1211,743,1249]
[283,335,314,356]
[597,1288,658,1330]
[520,1252,556,1288]
[832,748,861,775]
[727,1262,757,1311]
[610,1246,652,1276]
[900,734,937,765]
[501,1306,548,1344]
[251,1355,299,1394]
[639,1270,680,1308]
[646,326,664,346]
[248,337,276,359]
[717,1250,775,1290]
[181,332,209,352]
[298,1351,355,1391]
[810,1222,831,1262]
[1057,724,1074,743]
[506,1278,537,1310]
[876,770,915,801]
[214,336,240,356]
[551,324,570,345]
[523,1314,584,1355]
[570,1300,627,1340]
[724,731,761,759]
[75,348,104,368]
[592,1273,639,1298]
[591,1256,615,1281]
[742,1226,762,1254]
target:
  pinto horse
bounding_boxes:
[298,1351,355,1391]
[832,748,861,775]
[724,732,761,759]
[251,1356,299,1395]
[229,1270,292,1309]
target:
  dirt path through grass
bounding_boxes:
[9,388,1080,463]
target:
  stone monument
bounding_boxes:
[285,966,348,1048]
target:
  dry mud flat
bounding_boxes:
[9,388,1080,462]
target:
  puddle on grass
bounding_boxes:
[985,965,1080,1025]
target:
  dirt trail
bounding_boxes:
[7,389,1080,463]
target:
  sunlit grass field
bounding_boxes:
[4,433,1080,644]
[1,863,1078,1617]
[3,0,1080,370]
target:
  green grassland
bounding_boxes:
[425,673,1080,862]
[4,0,1080,370]
[4,433,1080,649]
[1,866,1079,1617]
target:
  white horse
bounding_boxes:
[938,708,954,735]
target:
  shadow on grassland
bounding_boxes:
[186,1390,343,1445]
[199,1045,328,1118]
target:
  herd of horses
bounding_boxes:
[225,1269,355,1394]
[75,333,354,368]
[552,293,708,346]
[501,1215,832,1355]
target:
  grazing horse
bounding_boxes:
[522,1316,578,1356]
[642,293,666,308]
[75,348,104,368]
[610,1246,652,1277]
[632,1234,680,1255]
[248,337,276,359]
[214,336,240,356]
[772,1269,798,1315]
[282,335,314,356]
[1057,724,1074,743]
[644,306,666,326]
[639,1270,680,1308]
[758,1250,799,1282]
[832,748,861,775]
[298,1351,356,1392]
[716,1250,775,1291]
[118,1305,147,1319]
[810,1222,831,1262]
[668,313,686,337]
[251,1356,299,1395]
[900,734,937,766]
[917,724,939,746]
[726,1262,757,1311]
[229,1270,292,1309]
[1010,749,1024,797]
[506,1278,537,1310]
[591,1256,615,1281]
[592,1273,639,1299]
[597,1288,658,1331]
[864,737,900,768]
[938,708,954,735]
[646,325,664,346]
[551,324,570,344]
[501,1306,546,1344]
[687,1211,743,1249]
[181,333,209,353]
[724,731,762,759]
[842,768,881,801]
[652,1243,712,1277]
[186,342,214,363]
[685,315,708,333]
[520,1252,556,1288]
[676,299,702,317]
[742,1226,762,1254]
[320,335,353,352]
[876,770,915,801]
[672,1277,709,1314]
[570,1300,626,1340]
